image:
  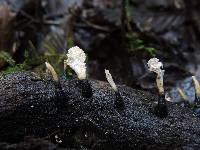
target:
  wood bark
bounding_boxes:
[0,71,200,149]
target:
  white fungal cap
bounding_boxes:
[66,46,86,80]
[147,58,163,75]
[105,69,117,91]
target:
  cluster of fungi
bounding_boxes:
[45,46,200,118]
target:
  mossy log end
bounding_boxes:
[0,72,200,149]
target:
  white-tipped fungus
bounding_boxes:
[105,69,117,91]
[66,46,86,80]
[147,58,164,94]
[177,87,188,101]
[45,62,59,82]
[64,59,67,71]
[192,76,200,97]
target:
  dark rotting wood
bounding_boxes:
[0,71,200,149]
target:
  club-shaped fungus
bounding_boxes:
[177,87,190,107]
[105,69,125,110]
[45,62,59,82]
[66,46,92,98]
[147,58,168,118]
[192,76,200,106]
[191,76,200,116]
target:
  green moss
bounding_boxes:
[123,0,156,56]
[43,43,66,75]
[29,39,75,77]
[0,64,25,77]
[67,37,75,48]
[0,51,16,66]
[0,37,76,78]
[0,51,26,77]
[125,0,132,20]
[126,29,156,56]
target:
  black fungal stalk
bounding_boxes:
[193,104,200,117]
[114,91,125,110]
[154,93,168,118]
[55,81,69,110]
[79,79,93,98]
[194,94,200,106]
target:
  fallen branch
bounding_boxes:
[0,71,200,149]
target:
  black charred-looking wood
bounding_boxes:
[1,72,200,149]
[78,79,93,98]
[0,137,67,150]
[114,91,125,110]
[154,93,168,118]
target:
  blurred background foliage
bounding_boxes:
[0,0,199,93]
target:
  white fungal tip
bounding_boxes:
[192,76,200,97]
[64,59,67,71]
[147,58,163,74]
[105,69,117,91]
[66,46,86,80]
[177,87,188,101]
[45,62,59,82]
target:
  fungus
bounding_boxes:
[64,59,67,71]
[147,58,168,118]
[66,46,86,80]
[45,62,64,103]
[192,76,200,105]
[191,76,200,116]
[105,69,125,110]
[177,87,190,107]
[147,58,164,94]
[66,46,92,98]
[45,62,59,82]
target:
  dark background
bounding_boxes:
[0,0,200,94]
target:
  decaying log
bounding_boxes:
[0,71,200,149]
[0,137,65,150]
